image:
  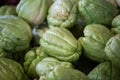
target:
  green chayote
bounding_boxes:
[40,27,82,62]
[47,0,78,28]
[36,57,73,78]
[0,5,17,15]
[88,61,120,80]
[36,57,88,80]
[16,0,53,25]
[112,15,120,34]
[0,15,32,56]
[78,0,118,25]
[24,47,47,78]
[79,24,113,62]
[105,34,120,69]
[38,65,89,80]
[0,57,27,80]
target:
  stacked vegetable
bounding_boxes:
[0,0,120,80]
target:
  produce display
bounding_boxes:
[0,0,120,80]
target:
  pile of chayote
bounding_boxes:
[0,0,120,80]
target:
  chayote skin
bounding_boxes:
[24,47,47,78]
[47,0,78,28]
[78,0,118,26]
[16,0,53,25]
[0,15,32,54]
[40,27,82,62]
[0,57,27,80]
[112,15,120,34]
[37,65,89,80]
[88,61,120,80]
[0,5,17,15]
[79,24,113,62]
[105,34,120,69]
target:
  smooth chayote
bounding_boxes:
[112,15,120,34]
[47,0,78,28]
[0,5,17,15]
[24,47,47,78]
[79,24,113,62]
[37,65,89,80]
[40,27,82,62]
[16,0,53,25]
[0,15,32,56]
[78,0,118,25]
[88,61,120,80]
[105,34,120,69]
[0,57,27,80]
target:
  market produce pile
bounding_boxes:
[0,0,120,80]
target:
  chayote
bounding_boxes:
[0,15,32,55]
[79,24,113,62]
[0,5,17,15]
[36,57,73,79]
[88,61,120,80]
[16,0,53,25]
[0,57,27,80]
[105,34,120,69]
[35,57,88,80]
[47,0,78,28]
[112,15,120,34]
[40,27,82,62]
[37,65,89,80]
[78,0,118,26]
[24,47,47,78]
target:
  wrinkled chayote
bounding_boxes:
[112,15,120,34]
[47,0,78,28]
[79,24,113,62]
[78,0,118,25]
[36,57,89,80]
[105,34,120,69]
[0,57,27,80]
[37,65,89,80]
[40,27,82,62]
[24,47,47,78]
[88,61,120,80]
[0,5,17,15]
[0,15,32,56]
[16,0,53,25]
[36,57,73,79]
